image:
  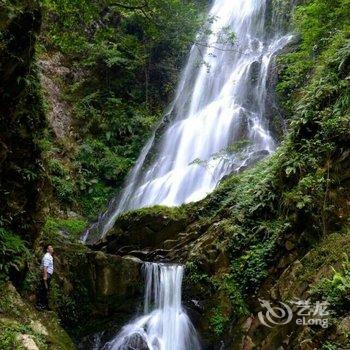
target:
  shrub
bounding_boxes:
[311,254,350,312]
[0,228,29,278]
[209,307,229,336]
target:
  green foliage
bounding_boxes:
[209,307,228,336]
[43,217,87,241]
[0,323,24,350]
[51,176,75,203]
[0,39,46,240]
[311,254,350,312]
[185,260,211,285]
[0,228,29,278]
[231,234,278,294]
[294,0,349,53]
[39,0,206,216]
[321,341,342,350]
[276,0,350,114]
[212,274,249,317]
[323,343,338,350]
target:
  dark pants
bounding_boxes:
[37,274,52,309]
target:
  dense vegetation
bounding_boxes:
[0,0,45,243]
[0,0,349,348]
[39,0,206,218]
[181,0,350,344]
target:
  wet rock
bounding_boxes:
[242,317,254,333]
[123,333,150,350]
[40,54,73,140]
[91,251,141,299]
[44,239,143,336]
[91,207,188,256]
[237,150,270,172]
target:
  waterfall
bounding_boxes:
[82,0,294,243]
[102,263,201,350]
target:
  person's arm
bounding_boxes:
[42,256,49,288]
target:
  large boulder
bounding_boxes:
[91,206,189,259]
[26,230,144,339]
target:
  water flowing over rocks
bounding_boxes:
[83,0,294,243]
[101,263,201,350]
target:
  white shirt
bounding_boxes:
[41,252,54,275]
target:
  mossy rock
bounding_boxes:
[26,219,144,338]
[93,205,189,255]
[50,243,142,337]
[0,282,74,350]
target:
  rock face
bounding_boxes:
[91,202,350,349]
[122,333,150,350]
[36,238,144,337]
[91,206,189,261]
[40,54,73,140]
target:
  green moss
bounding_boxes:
[43,217,88,242]
[121,205,187,222]
[297,228,350,285]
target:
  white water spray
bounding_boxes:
[102,263,201,350]
[83,0,293,242]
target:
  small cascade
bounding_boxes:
[102,263,200,350]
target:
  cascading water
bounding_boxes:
[102,263,201,350]
[83,0,294,243]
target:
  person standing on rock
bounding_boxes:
[37,244,54,310]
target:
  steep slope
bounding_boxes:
[0,1,77,348]
[0,281,74,350]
